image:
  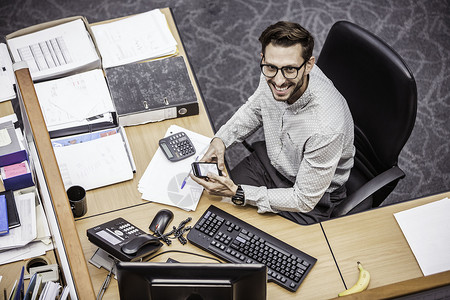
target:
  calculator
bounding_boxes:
[158,132,196,162]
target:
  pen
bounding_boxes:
[97,265,113,300]
[180,145,209,189]
[180,169,192,189]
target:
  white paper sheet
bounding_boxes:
[91,9,178,68]
[138,125,211,211]
[0,43,16,102]
[0,241,54,265]
[394,197,450,276]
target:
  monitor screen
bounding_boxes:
[116,262,267,300]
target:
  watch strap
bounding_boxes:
[232,185,245,206]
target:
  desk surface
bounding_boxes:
[323,191,450,292]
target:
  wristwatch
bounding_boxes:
[232,185,245,206]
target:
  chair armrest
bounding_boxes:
[332,166,405,217]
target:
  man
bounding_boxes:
[191,21,355,225]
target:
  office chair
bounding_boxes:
[316,21,417,217]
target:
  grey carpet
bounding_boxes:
[1,0,448,206]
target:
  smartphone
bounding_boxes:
[191,162,222,178]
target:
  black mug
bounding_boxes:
[67,185,87,218]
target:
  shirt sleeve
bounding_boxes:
[215,77,265,147]
[243,133,345,214]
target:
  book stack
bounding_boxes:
[7,265,69,300]
[0,190,20,236]
[0,119,34,193]
[0,115,52,260]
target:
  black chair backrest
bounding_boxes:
[317,21,417,206]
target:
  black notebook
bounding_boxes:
[106,56,199,126]
[3,190,20,229]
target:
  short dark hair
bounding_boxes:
[259,21,314,61]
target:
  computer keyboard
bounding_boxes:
[187,205,317,292]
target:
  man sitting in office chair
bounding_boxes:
[191,21,355,225]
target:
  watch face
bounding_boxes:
[232,197,244,205]
[232,185,245,205]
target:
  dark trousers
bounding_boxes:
[230,141,346,225]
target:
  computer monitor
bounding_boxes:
[116,262,267,300]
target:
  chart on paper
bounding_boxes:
[17,37,72,73]
[167,173,204,209]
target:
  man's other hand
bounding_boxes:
[200,137,226,171]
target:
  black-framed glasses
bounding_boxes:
[260,58,308,79]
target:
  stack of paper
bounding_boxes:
[0,192,36,251]
[394,197,450,276]
[0,191,53,266]
[7,19,100,81]
[52,127,135,191]
[91,9,178,68]
[34,69,116,135]
[138,125,211,211]
[38,280,61,300]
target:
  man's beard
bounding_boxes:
[269,69,306,104]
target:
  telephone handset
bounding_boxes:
[87,217,162,262]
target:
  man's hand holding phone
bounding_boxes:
[190,138,238,197]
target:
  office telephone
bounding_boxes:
[87,217,162,262]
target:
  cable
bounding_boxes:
[144,249,223,264]
[154,217,192,246]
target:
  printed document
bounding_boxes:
[138,125,211,211]
[7,19,100,81]
[91,9,178,68]
[394,197,450,276]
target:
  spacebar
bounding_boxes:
[207,245,239,263]
[265,241,292,258]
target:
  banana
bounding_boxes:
[338,261,371,297]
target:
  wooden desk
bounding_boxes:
[76,199,344,299]
[322,191,450,298]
